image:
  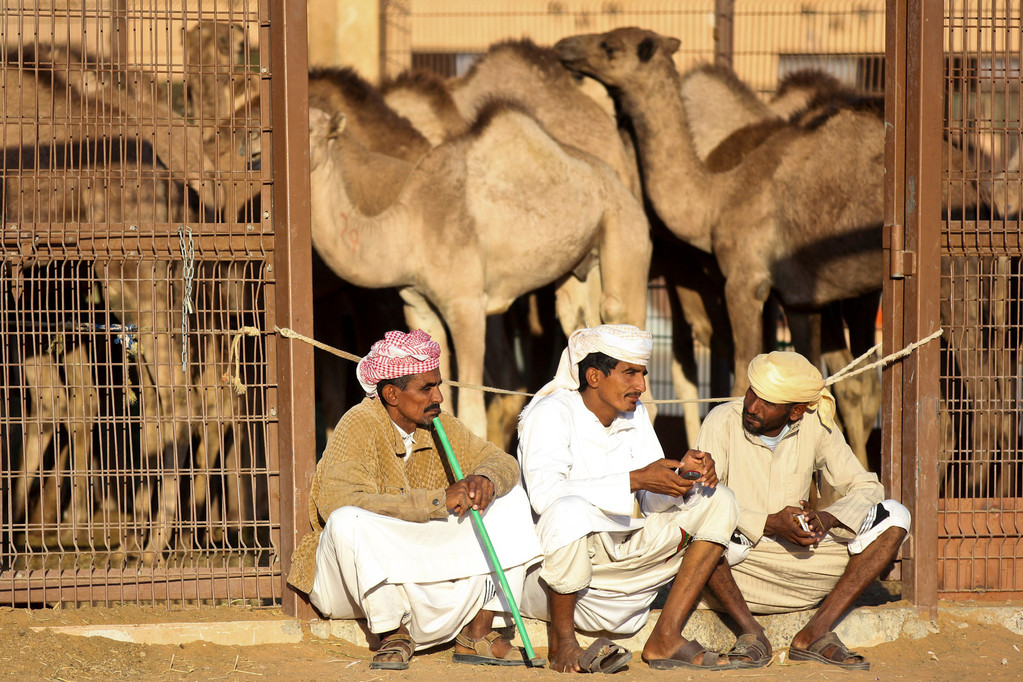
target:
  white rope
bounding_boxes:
[269,326,945,404]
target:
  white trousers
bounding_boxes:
[521,484,737,634]
[308,489,540,650]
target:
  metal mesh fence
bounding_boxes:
[938,0,1023,596]
[1,0,282,606]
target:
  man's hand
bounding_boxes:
[445,474,495,518]
[629,459,697,497]
[764,504,818,545]
[678,449,718,488]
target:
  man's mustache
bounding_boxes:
[425,403,441,412]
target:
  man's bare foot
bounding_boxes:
[548,640,585,673]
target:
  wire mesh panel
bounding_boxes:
[0,0,296,606]
[938,0,1023,597]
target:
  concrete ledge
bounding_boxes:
[30,620,304,647]
[31,604,1023,651]
[308,604,1023,652]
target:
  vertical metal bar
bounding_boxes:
[714,0,734,69]
[269,0,316,620]
[900,0,944,614]
[882,0,908,571]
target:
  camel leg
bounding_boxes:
[440,298,488,438]
[724,275,771,395]
[61,342,97,528]
[101,261,195,562]
[14,351,62,527]
[400,287,455,409]
[594,191,655,418]
[665,279,705,447]
[483,314,528,450]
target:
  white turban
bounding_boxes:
[747,351,836,429]
[519,324,653,426]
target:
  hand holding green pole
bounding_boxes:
[432,417,544,667]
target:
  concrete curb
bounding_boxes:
[31,604,1023,651]
[31,619,304,646]
[307,603,1023,652]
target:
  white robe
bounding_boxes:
[309,485,541,648]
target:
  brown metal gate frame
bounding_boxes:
[883,0,944,613]
[270,1,316,621]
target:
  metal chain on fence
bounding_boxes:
[178,225,196,373]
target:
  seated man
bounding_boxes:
[287,330,541,671]
[698,351,912,671]
[517,324,742,672]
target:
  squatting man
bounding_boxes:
[286,329,541,671]
[517,324,745,672]
[696,351,912,670]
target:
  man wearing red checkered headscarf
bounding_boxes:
[288,329,540,672]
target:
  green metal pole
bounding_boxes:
[432,417,543,666]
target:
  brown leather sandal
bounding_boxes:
[370,633,414,670]
[452,630,527,666]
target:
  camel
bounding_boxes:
[183,21,259,137]
[310,65,654,442]
[13,335,98,534]
[555,28,888,406]
[383,42,734,443]
[307,101,651,437]
[674,63,884,463]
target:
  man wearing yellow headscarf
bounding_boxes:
[693,351,911,672]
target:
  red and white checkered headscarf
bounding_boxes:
[356,329,442,397]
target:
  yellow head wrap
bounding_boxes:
[747,351,836,429]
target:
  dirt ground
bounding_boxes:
[2,602,1022,681]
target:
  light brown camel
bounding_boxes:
[676,63,884,464]
[556,28,887,402]
[308,102,651,437]
[312,65,653,441]
[184,21,259,138]
[383,42,730,443]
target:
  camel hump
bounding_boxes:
[777,69,884,130]
[465,37,571,83]
[383,69,452,104]
[463,97,541,139]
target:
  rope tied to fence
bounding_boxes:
[253,325,945,405]
[222,325,264,395]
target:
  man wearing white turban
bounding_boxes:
[517,324,743,672]
[695,351,911,671]
[288,330,541,671]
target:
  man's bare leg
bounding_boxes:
[453,609,517,658]
[548,589,585,672]
[706,558,772,663]
[790,527,908,661]
[641,540,734,667]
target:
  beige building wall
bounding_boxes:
[307,0,381,80]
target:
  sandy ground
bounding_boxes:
[2,603,1023,681]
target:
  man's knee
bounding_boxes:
[881,499,912,533]
[322,506,364,547]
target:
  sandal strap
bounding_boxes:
[455,630,520,659]
[374,633,414,661]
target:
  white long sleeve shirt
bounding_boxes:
[518,388,692,552]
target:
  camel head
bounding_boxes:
[308,108,346,168]
[554,27,681,90]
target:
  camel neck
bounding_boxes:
[612,66,717,253]
[308,133,414,289]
